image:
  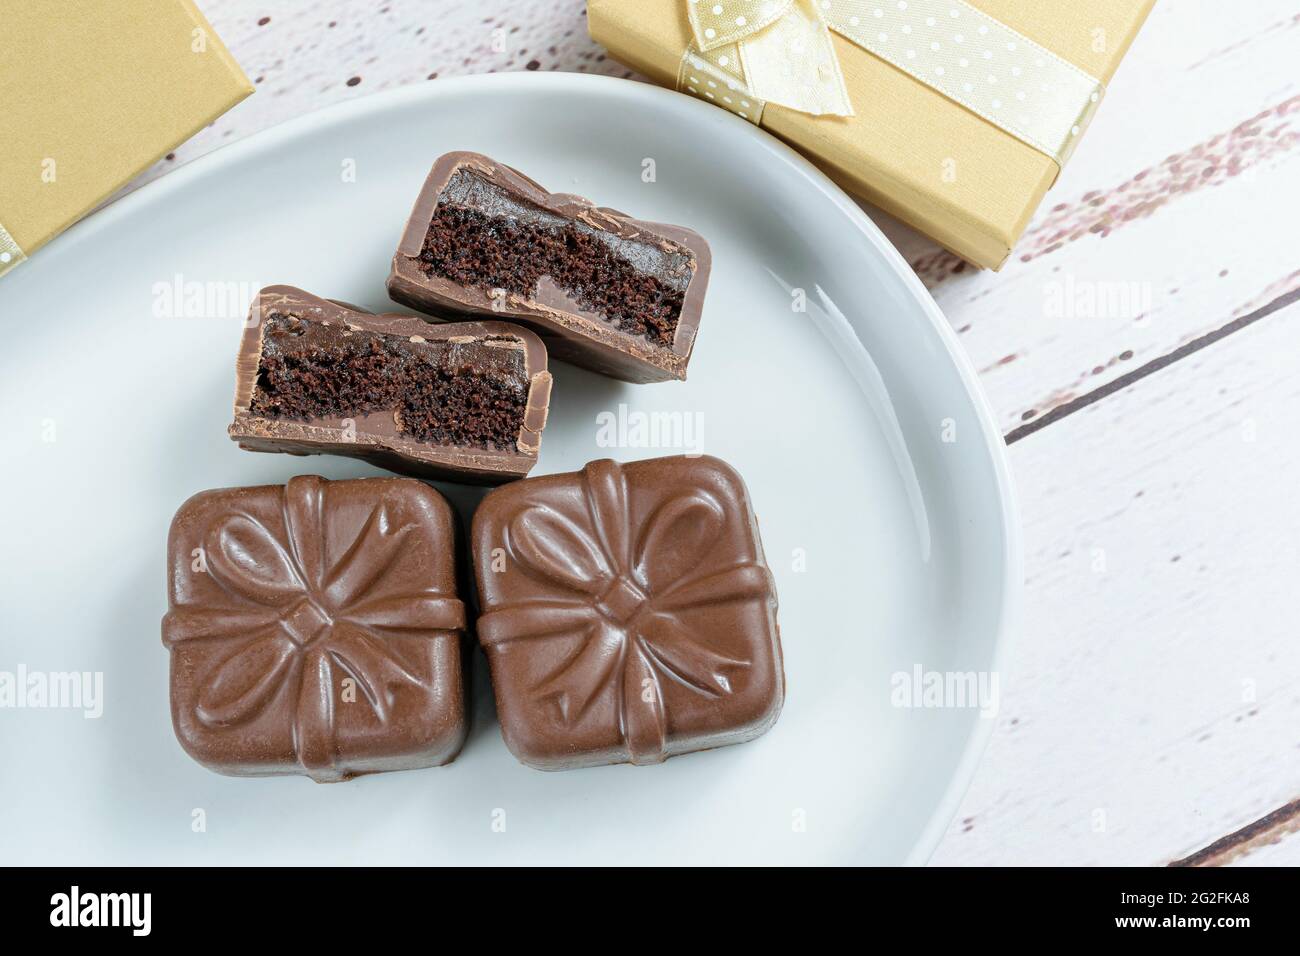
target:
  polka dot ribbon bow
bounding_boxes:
[681,0,1104,166]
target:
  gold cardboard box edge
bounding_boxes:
[183,0,257,97]
[587,0,1154,270]
[0,0,254,258]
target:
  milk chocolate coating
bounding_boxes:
[229,285,553,484]
[387,151,711,384]
[162,475,467,782]
[472,455,784,770]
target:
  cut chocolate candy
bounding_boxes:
[162,475,467,781]
[387,151,711,384]
[472,455,783,770]
[229,285,552,484]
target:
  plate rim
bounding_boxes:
[11,71,1022,865]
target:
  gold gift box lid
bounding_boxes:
[0,1,253,272]
[589,0,1154,269]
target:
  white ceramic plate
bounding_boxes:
[0,73,1018,865]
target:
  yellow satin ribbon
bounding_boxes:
[0,221,25,279]
[680,0,1103,166]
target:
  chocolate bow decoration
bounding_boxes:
[681,0,1104,165]
[477,460,774,764]
[163,476,465,781]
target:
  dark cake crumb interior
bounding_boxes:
[414,170,692,348]
[250,313,528,451]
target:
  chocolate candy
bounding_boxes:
[472,455,783,770]
[229,286,552,484]
[162,475,467,781]
[387,151,711,384]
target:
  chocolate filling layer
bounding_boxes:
[250,313,528,451]
[414,171,692,348]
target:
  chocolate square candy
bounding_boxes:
[229,286,552,484]
[387,152,711,384]
[472,456,783,770]
[163,475,467,781]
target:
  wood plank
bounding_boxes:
[930,298,1300,865]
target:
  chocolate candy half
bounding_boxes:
[163,475,467,781]
[387,151,711,384]
[229,286,552,484]
[472,455,784,770]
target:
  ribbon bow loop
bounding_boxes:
[683,0,853,118]
[688,0,796,52]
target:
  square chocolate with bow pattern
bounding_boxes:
[472,455,784,770]
[163,475,467,781]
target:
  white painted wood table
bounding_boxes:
[141,0,1300,865]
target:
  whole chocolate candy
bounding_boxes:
[163,475,467,781]
[472,455,784,770]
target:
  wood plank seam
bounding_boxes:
[1003,285,1300,444]
[1170,798,1300,866]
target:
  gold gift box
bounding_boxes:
[0,1,253,273]
[588,0,1153,269]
